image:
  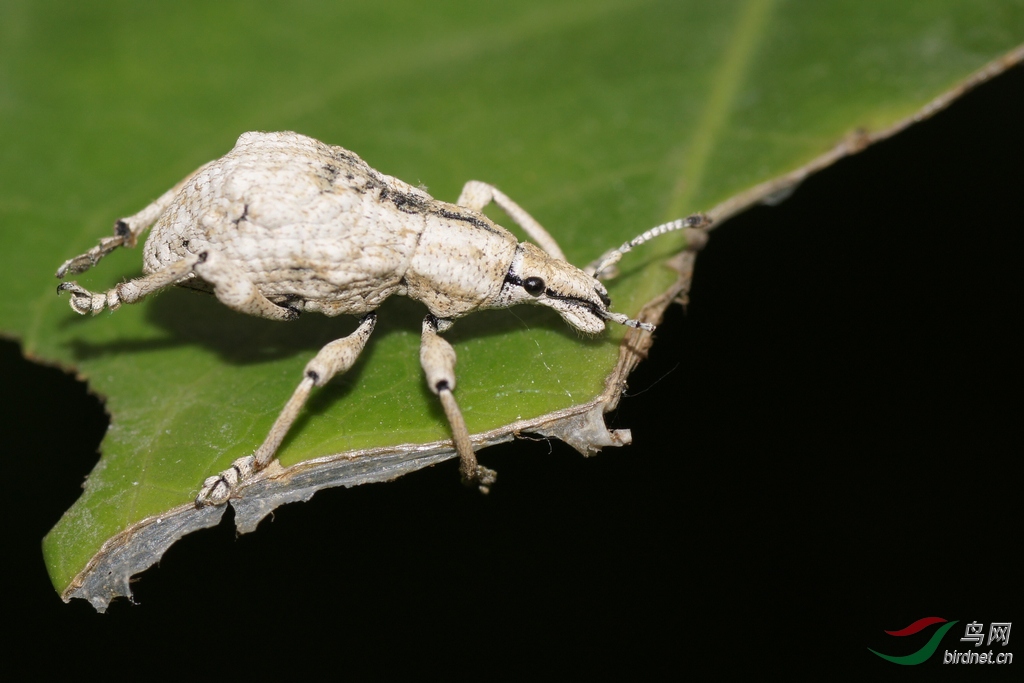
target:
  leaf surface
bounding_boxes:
[0,0,1020,603]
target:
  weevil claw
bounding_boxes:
[195,455,256,507]
[464,465,497,495]
[57,281,102,315]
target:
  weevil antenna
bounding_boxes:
[586,212,711,280]
[602,310,656,332]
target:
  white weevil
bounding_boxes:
[56,131,709,506]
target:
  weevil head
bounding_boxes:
[493,242,634,334]
[487,214,714,333]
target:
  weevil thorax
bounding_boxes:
[488,242,612,334]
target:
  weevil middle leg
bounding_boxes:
[196,312,378,506]
[420,314,496,494]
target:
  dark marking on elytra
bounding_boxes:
[434,207,500,235]
[330,147,363,167]
[325,142,499,235]
[314,163,341,191]
[377,185,429,215]
[233,204,249,226]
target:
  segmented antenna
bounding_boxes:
[603,310,655,332]
[586,212,711,280]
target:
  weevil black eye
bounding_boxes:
[523,276,545,295]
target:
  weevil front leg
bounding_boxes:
[195,313,378,506]
[56,161,213,278]
[457,180,566,261]
[420,315,496,494]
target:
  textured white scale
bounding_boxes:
[144,133,431,315]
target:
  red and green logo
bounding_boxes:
[869,617,959,665]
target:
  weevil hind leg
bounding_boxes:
[420,315,496,493]
[57,254,202,315]
[457,180,566,262]
[57,248,298,321]
[56,161,214,278]
[195,313,378,506]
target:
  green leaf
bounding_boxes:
[0,0,1021,606]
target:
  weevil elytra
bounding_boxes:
[56,131,710,506]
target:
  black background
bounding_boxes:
[3,66,1019,678]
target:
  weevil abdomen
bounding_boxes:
[142,131,516,318]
